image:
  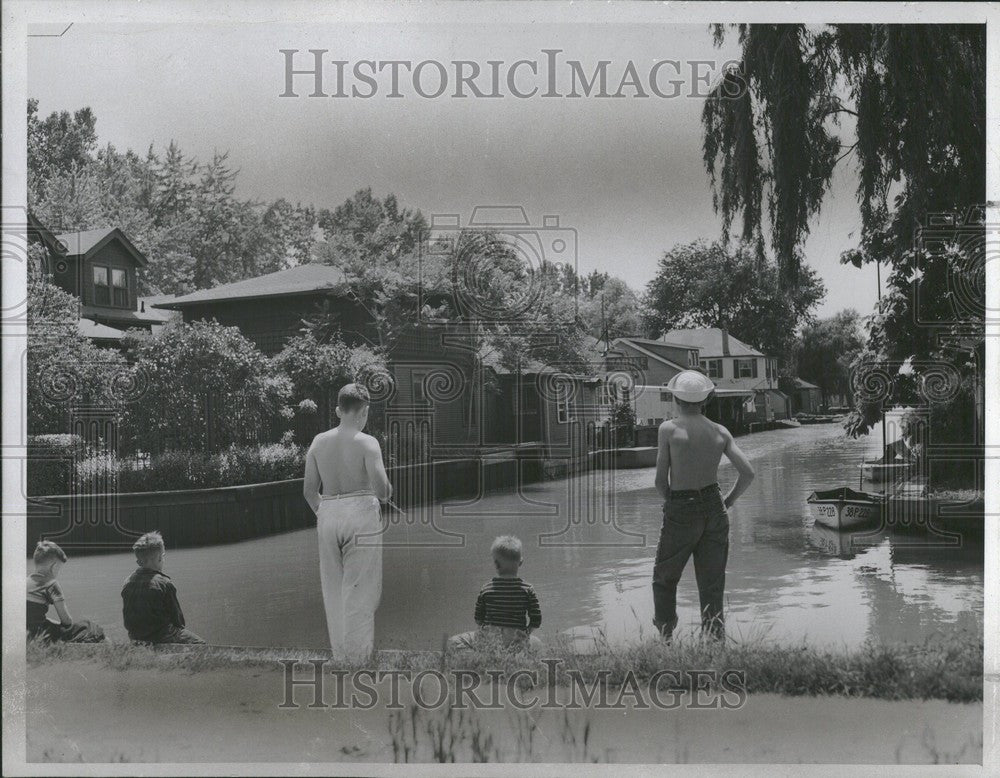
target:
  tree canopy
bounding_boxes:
[644,240,825,369]
[28,100,316,296]
[793,309,864,405]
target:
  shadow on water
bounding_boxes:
[53,424,983,650]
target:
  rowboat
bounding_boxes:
[806,487,883,531]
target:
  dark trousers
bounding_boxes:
[652,485,730,640]
[29,618,105,644]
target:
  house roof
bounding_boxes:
[53,227,148,266]
[137,295,183,323]
[793,377,821,390]
[80,305,164,326]
[77,318,124,341]
[611,338,690,372]
[154,263,348,309]
[27,212,68,258]
[661,328,764,358]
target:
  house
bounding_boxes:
[481,351,607,473]
[606,337,701,386]
[660,328,789,422]
[153,263,483,449]
[789,378,824,414]
[49,227,163,333]
[28,216,163,346]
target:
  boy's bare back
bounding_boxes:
[308,427,381,496]
[659,414,730,491]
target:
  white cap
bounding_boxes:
[666,370,716,402]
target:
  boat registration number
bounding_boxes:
[844,505,872,518]
[816,505,838,517]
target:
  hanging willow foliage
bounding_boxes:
[702,24,985,286]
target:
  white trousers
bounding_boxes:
[316,493,383,660]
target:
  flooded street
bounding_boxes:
[56,424,983,650]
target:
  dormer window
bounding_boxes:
[93,265,128,307]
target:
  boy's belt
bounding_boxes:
[667,483,719,499]
[320,490,376,500]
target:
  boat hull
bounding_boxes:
[810,499,880,530]
[807,488,883,531]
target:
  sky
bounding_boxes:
[27,21,880,319]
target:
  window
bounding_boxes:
[93,265,110,305]
[735,359,758,379]
[111,268,128,307]
[660,391,672,403]
[556,398,572,423]
[700,359,723,379]
[687,350,699,367]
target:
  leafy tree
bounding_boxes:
[702,25,985,453]
[27,98,98,193]
[793,309,864,405]
[578,276,644,342]
[28,102,316,296]
[644,240,825,369]
[120,321,291,453]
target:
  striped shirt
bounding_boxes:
[474,577,542,630]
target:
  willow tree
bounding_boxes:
[702,25,985,468]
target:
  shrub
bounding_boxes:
[119,321,291,454]
[48,444,307,494]
[26,434,86,496]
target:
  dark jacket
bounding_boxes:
[121,568,185,642]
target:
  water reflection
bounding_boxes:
[54,424,982,650]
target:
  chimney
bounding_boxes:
[721,328,730,356]
[140,300,146,313]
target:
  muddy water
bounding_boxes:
[54,423,983,650]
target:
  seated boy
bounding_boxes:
[27,541,105,643]
[121,531,204,645]
[448,535,542,652]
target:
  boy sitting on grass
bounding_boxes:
[121,531,204,645]
[448,535,542,653]
[27,541,105,643]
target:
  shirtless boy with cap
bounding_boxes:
[652,370,755,641]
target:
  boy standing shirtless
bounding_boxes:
[652,370,755,641]
[303,383,392,660]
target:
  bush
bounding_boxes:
[26,434,86,496]
[65,444,308,494]
[119,321,291,454]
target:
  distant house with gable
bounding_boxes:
[28,216,163,347]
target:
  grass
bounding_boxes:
[26,621,983,703]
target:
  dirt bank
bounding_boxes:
[27,658,982,765]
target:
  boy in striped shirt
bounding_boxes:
[448,535,542,652]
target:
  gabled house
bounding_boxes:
[50,227,163,333]
[28,217,162,346]
[660,327,789,422]
[661,328,778,390]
